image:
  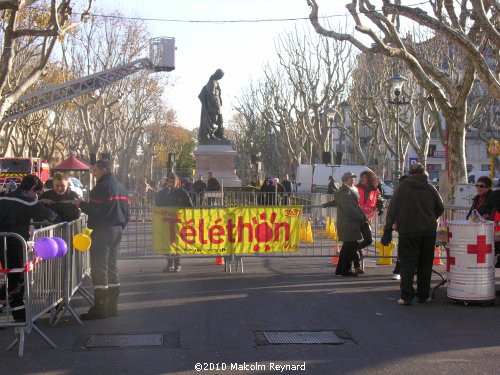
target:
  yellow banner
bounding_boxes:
[153,206,301,255]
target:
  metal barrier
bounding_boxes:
[53,216,92,325]
[30,217,92,326]
[0,232,57,357]
[0,216,91,357]
[121,193,470,268]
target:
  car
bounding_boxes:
[380,180,394,199]
[43,176,86,198]
[68,177,86,198]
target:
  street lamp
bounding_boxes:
[326,108,341,165]
[387,74,408,189]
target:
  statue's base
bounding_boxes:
[198,138,231,146]
[194,143,242,187]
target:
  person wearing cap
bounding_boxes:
[331,171,367,277]
[381,163,444,305]
[75,159,131,319]
[327,175,339,194]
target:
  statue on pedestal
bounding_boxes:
[198,69,226,141]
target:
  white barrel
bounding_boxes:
[446,220,495,301]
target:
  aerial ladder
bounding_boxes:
[0,37,175,124]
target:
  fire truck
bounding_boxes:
[0,157,50,192]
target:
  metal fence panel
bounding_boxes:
[121,192,470,263]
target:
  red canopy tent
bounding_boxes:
[53,155,89,171]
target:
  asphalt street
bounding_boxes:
[1,256,499,375]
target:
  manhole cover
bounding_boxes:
[259,330,344,345]
[73,331,180,350]
[86,333,163,348]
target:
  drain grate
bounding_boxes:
[74,331,180,350]
[258,330,344,345]
[86,333,163,348]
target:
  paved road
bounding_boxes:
[2,257,499,375]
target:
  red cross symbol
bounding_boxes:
[466,235,492,264]
[446,247,455,273]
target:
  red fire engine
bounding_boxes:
[0,157,50,192]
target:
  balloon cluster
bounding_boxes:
[34,237,67,259]
[73,227,92,252]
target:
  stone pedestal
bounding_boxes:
[193,143,242,187]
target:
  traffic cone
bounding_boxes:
[300,220,306,241]
[329,218,338,240]
[215,256,225,265]
[324,217,330,237]
[433,246,444,265]
[331,243,340,264]
[306,218,313,243]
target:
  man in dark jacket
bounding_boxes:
[282,174,293,205]
[330,171,366,277]
[327,175,339,194]
[192,175,207,206]
[0,175,56,321]
[39,172,80,222]
[206,171,221,206]
[156,174,193,272]
[382,163,444,305]
[75,159,131,319]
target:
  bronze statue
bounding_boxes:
[198,69,225,140]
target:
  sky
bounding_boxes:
[98,0,351,131]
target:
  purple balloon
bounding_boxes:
[34,237,58,259]
[53,237,68,258]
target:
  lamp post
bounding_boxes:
[326,108,342,164]
[387,74,408,190]
[150,152,155,181]
[326,108,336,165]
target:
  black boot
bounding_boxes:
[107,287,120,317]
[81,289,108,320]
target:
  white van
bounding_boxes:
[295,164,373,193]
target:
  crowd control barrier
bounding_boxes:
[0,215,91,357]
[121,192,469,274]
[0,232,57,357]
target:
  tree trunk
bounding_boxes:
[444,110,468,195]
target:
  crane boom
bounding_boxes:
[0,36,175,124]
[1,58,152,124]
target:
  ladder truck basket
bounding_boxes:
[150,37,175,72]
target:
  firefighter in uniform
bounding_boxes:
[39,172,81,222]
[0,175,56,321]
[76,159,130,320]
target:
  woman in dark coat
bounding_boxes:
[332,172,367,276]
[466,176,495,220]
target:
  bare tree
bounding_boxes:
[60,10,170,182]
[0,0,92,128]
[234,27,353,175]
[307,0,499,188]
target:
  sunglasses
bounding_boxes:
[475,184,486,188]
